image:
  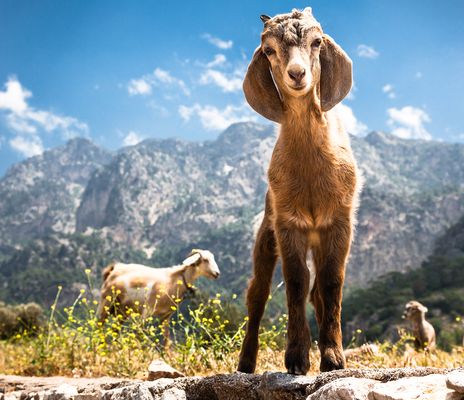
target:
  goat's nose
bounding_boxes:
[287,66,306,82]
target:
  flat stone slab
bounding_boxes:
[148,360,185,381]
[1,368,463,400]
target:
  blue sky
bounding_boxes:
[0,0,463,175]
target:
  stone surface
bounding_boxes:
[307,377,378,400]
[44,383,78,400]
[447,370,464,393]
[2,368,464,400]
[147,360,185,381]
[367,374,460,400]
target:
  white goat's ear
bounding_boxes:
[182,253,201,267]
[243,47,284,123]
[319,35,353,112]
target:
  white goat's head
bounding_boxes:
[182,249,220,280]
[243,7,352,122]
[403,300,428,321]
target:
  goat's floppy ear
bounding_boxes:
[243,47,284,123]
[418,304,428,313]
[319,35,353,112]
[182,252,201,267]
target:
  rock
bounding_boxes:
[307,377,378,400]
[447,370,464,393]
[147,360,185,381]
[367,374,459,400]
[158,388,186,400]
[257,372,314,400]
[187,373,261,400]
[1,368,462,400]
[102,384,153,400]
[44,384,78,400]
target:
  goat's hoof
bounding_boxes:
[237,358,256,374]
[320,347,345,372]
[285,347,310,375]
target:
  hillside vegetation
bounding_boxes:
[343,215,464,350]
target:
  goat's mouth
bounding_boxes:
[209,271,220,279]
[285,82,310,95]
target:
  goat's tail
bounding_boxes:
[102,261,116,282]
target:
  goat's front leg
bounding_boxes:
[237,211,278,373]
[313,218,352,372]
[276,222,311,375]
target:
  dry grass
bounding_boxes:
[1,278,463,378]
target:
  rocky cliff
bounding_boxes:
[1,123,464,305]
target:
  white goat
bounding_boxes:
[98,249,220,323]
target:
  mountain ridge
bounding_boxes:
[1,122,463,305]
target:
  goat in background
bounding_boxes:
[237,8,360,375]
[403,300,436,351]
[98,249,220,326]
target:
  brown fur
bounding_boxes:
[238,8,360,375]
[403,300,436,351]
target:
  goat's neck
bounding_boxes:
[411,315,426,328]
[172,265,197,296]
[280,88,328,147]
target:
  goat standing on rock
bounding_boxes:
[98,249,220,323]
[238,8,360,375]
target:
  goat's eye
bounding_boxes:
[312,38,322,48]
[263,46,275,56]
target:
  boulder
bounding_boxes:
[307,377,378,400]
[447,370,464,394]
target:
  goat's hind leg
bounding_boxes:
[237,212,278,373]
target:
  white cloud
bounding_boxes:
[202,33,233,50]
[356,44,379,59]
[206,54,227,68]
[9,135,43,157]
[0,78,31,113]
[128,78,152,96]
[334,103,368,136]
[122,131,144,146]
[0,77,88,140]
[199,69,243,93]
[415,72,423,79]
[382,84,396,99]
[179,102,257,131]
[127,68,190,97]
[387,106,432,140]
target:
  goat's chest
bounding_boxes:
[268,141,356,229]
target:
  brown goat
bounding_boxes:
[237,8,360,375]
[403,300,436,351]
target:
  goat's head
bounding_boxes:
[182,249,220,280]
[403,300,428,321]
[243,7,352,122]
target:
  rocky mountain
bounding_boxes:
[0,122,464,305]
[0,138,111,244]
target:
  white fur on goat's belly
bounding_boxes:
[124,280,154,303]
